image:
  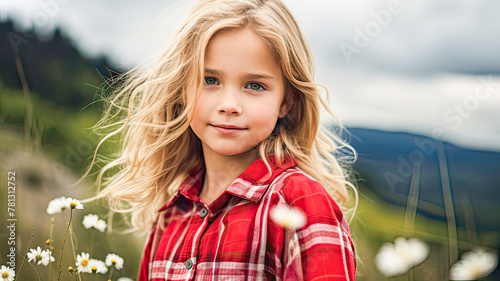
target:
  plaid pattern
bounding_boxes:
[138,156,356,280]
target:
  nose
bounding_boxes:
[217,88,242,116]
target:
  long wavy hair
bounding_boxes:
[82,0,357,232]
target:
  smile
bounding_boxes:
[210,124,246,135]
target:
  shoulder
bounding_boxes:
[273,168,344,223]
[270,168,357,278]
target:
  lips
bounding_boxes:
[210,124,246,135]
[211,124,245,129]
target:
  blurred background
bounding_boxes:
[1,0,499,280]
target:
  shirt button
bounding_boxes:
[199,208,208,218]
[185,258,193,270]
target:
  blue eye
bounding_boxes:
[246,82,265,91]
[204,77,219,85]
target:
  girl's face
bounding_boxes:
[190,27,289,158]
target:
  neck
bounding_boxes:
[199,147,259,204]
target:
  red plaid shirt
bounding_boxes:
[138,156,356,280]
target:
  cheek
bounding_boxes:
[191,95,211,123]
[252,106,280,130]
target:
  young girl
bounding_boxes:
[89,0,357,279]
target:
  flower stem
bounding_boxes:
[90,230,95,256]
[57,209,73,281]
[48,218,54,280]
[14,228,35,281]
[108,266,114,280]
[34,264,45,281]
[69,223,82,281]
[35,264,45,281]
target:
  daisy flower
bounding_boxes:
[76,252,91,273]
[375,237,430,277]
[105,253,124,270]
[95,219,107,232]
[27,246,55,266]
[270,205,306,229]
[0,265,15,281]
[117,278,134,281]
[46,196,67,214]
[88,259,108,274]
[82,214,107,232]
[66,197,84,210]
[449,248,498,280]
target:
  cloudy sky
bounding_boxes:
[2,0,500,151]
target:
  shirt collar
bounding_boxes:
[225,155,296,202]
[158,155,297,212]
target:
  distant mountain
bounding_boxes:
[342,127,500,231]
[0,20,120,109]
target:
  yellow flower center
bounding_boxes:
[91,266,97,272]
[2,272,9,278]
[81,259,88,266]
[112,259,117,264]
[70,202,77,209]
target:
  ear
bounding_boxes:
[279,82,295,118]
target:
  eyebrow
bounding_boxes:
[204,68,275,80]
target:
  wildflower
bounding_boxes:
[269,205,306,229]
[375,237,430,277]
[46,196,67,214]
[68,266,75,273]
[66,197,84,210]
[27,246,55,266]
[89,259,108,274]
[117,277,134,281]
[76,252,91,273]
[0,265,15,281]
[82,214,107,232]
[449,248,498,280]
[105,253,124,270]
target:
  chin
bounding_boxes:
[215,149,248,156]
[211,145,259,157]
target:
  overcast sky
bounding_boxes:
[2,0,500,151]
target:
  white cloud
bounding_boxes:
[321,68,500,151]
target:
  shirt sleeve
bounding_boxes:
[280,174,356,281]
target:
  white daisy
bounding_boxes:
[375,237,430,277]
[82,214,98,229]
[76,252,91,273]
[449,248,498,280]
[0,265,15,281]
[66,197,84,210]
[105,253,124,270]
[46,250,56,264]
[94,219,107,232]
[82,214,107,232]
[46,196,67,214]
[269,205,306,229]
[117,277,134,281]
[27,246,55,266]
[88,259,108,274]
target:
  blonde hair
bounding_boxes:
[82,0,357,232]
